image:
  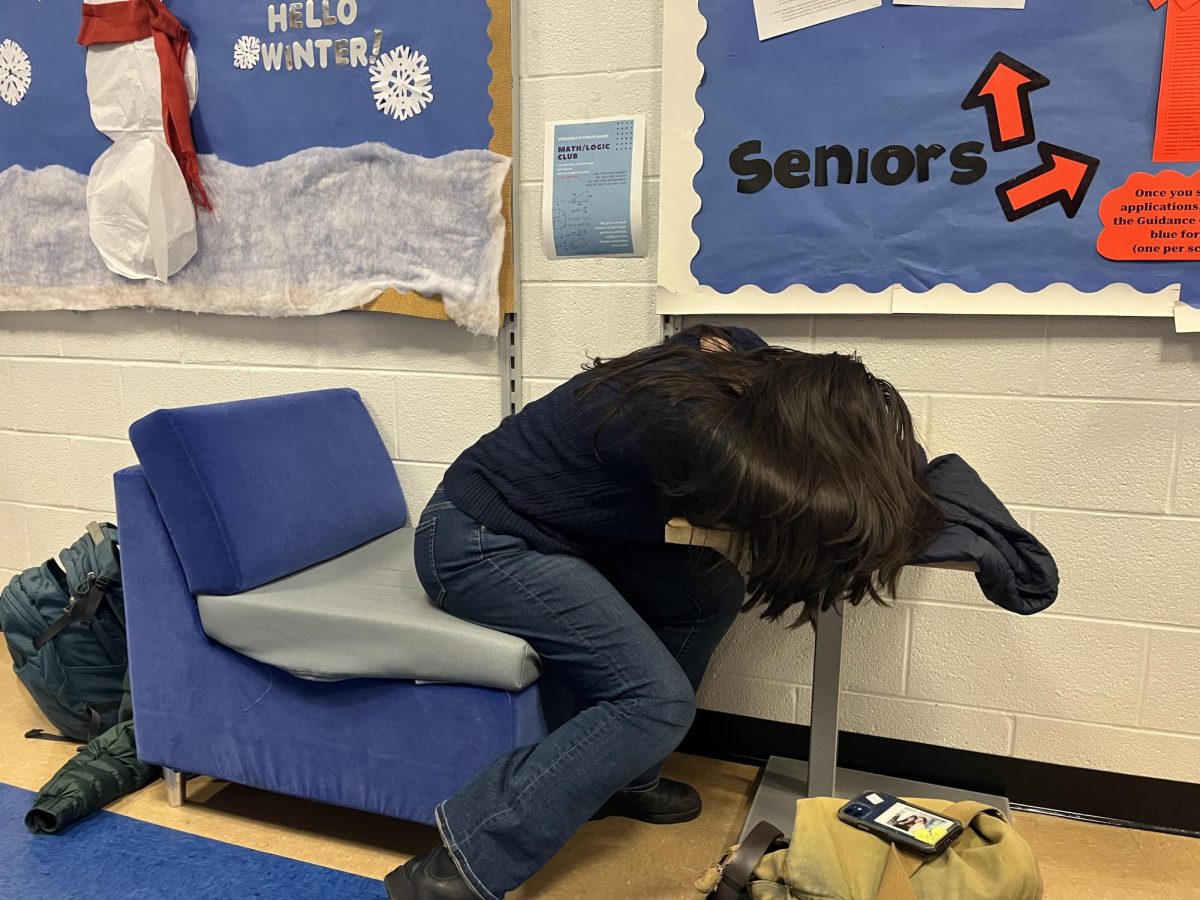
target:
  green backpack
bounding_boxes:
[1,523,126,743]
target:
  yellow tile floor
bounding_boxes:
[3,671,1198,898]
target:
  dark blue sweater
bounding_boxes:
[442,327,767,556]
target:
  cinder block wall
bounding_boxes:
[518,0,1200,783]
[0,309,500,583]
[1,0,1196,785]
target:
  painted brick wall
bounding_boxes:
[0,0,1196,787]
[518,0,1200,783]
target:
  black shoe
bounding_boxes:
[590,778,702,825]
[384,844,478,900]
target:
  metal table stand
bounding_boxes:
[739,583,1010,840]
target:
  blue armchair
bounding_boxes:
[114,388,568,824]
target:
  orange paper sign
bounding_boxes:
[1152,0,1200,162]
[1097,171,1200,260]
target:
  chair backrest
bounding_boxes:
[129,388,407,595]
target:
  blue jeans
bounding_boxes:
[413,488,745,899]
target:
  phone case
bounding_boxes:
[837,792,963,856]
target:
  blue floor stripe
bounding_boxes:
[0,783,385,899]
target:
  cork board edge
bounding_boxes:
[360,0,514,322]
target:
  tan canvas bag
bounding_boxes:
[698,798,1042,900]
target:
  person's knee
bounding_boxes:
[641,668,697,739]
[670,692,698,735]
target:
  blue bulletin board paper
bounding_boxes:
[657,0,1195,320]
[0,0,495,175]
[542,116,645,259]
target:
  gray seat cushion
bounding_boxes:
[197,528,541,691]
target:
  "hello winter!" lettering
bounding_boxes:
[232,3,435,122]
[245,2,383,72]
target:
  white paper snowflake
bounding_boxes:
[0,39,32,107]
[233,35,261,71]
[370,45,433,121]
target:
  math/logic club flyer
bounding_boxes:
[542,116,645,259]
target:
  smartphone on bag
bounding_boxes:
[837,792,964,856]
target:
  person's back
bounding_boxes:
[442,369,662,554]
[442,325,769,555]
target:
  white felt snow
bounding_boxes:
[0,143,511,335]
[0,39,32,107]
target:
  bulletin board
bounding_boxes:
[0,1,513,333]
[659,1,1200,332]
[365,0,514,323]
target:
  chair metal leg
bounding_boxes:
[164,767,187,807]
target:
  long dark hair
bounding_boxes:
[580,325,944,627]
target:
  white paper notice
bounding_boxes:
[752,0,882,40]
[542,116,645,259]
[893,0,1025,8]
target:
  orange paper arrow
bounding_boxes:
[997,142,1100,222]
[963,52,1049,152]
[1152,0,1200,162]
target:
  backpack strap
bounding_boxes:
[24,699,119,745]
[941,800,1006,825]
[876,846,921,900]
[84,701,121,740]
[89,523,124,630]
[90,522,121,581]
[710,821,786,900]
[33,524,122,651]
[24,729,82,746]
[874,802,1005,900]
[33,571,111,651]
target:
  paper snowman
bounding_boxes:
[83,0,200,282]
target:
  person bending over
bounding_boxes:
[386,324,943,900]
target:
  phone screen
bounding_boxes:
[870,800,957,847]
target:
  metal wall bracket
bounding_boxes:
[662,314,684,342]
[500,311,522,417]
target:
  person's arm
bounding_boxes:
[666,324,767,353]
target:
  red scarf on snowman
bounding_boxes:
[78,0,213,211]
